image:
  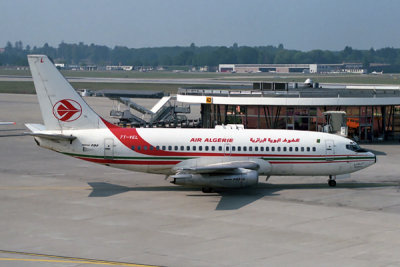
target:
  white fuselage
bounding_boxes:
[36,126,376,177]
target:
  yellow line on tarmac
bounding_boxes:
[0,257,150,266]
[0,186,91,191]
[0,250,160,267]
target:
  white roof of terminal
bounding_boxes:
[177,84,400,106]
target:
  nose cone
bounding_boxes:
[367,151,376,165]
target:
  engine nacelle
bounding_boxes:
[171,169,258,188]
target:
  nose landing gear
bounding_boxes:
[328,175,336,187]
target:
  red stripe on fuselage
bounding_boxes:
[76,156,181,165]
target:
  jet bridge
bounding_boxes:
[109,95,194,127]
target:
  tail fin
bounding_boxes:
[28,55,105,130]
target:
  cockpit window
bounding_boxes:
[346,143,368,153]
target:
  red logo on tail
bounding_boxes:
[53,99,82,122]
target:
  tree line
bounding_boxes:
[1,41,400,70]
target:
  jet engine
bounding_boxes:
[171,168,258,189]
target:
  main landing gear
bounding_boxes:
[202,187,214,193]
[328,175,336,187]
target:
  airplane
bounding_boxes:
[371,71,383,75]
[25,55,376,193]
[0,122,16,125]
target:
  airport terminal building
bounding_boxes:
[176,82,400,142]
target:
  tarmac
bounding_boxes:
[1,93,400,266]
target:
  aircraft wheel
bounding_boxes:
[328,180,336,187]
[202,187,213,193]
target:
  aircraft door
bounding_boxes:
[104,138,114,159]
[224,144,231,157]
[325,140,335,161]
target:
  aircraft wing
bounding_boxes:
[174,161,259,174]
[25,123,76,141]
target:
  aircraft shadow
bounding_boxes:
[88,181,397,210]
[366,148,387,155]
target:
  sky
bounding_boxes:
[1,0,400,51]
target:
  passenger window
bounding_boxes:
[138,146,141,151]
[162,146,166,150]
[312,147,316,152]
[249,147,253,152]
[238,146,241,151]
[131,146,135,151]
[307,147,310,152]
[277,147,281,152]
[212,146,215,151]
[243,146,247,152]
[260,147,264,152]
[193,146,196,151]
[144,146,148,150]
[168,146,172,150]
[301,147,304,152]
[150,146,153,151]
[255,146,258,152]
[271,147,275,152]
[199,146,203,151]
[156,146,160,151]
[283,147,287,152]
[205,146,209,151]
[266,147,269,152]
[218,146,222,151]
[289,147,293,152]
[231,146,235,152]
[295,147,299,152]
[174,146,178,151]
[186,146,190,151]
[181,146,184,151]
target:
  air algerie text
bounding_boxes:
[250,137,300,143]
[190,137,234,143]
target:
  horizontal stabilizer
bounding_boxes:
[25,123,76,141]
[25,132,76,141]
